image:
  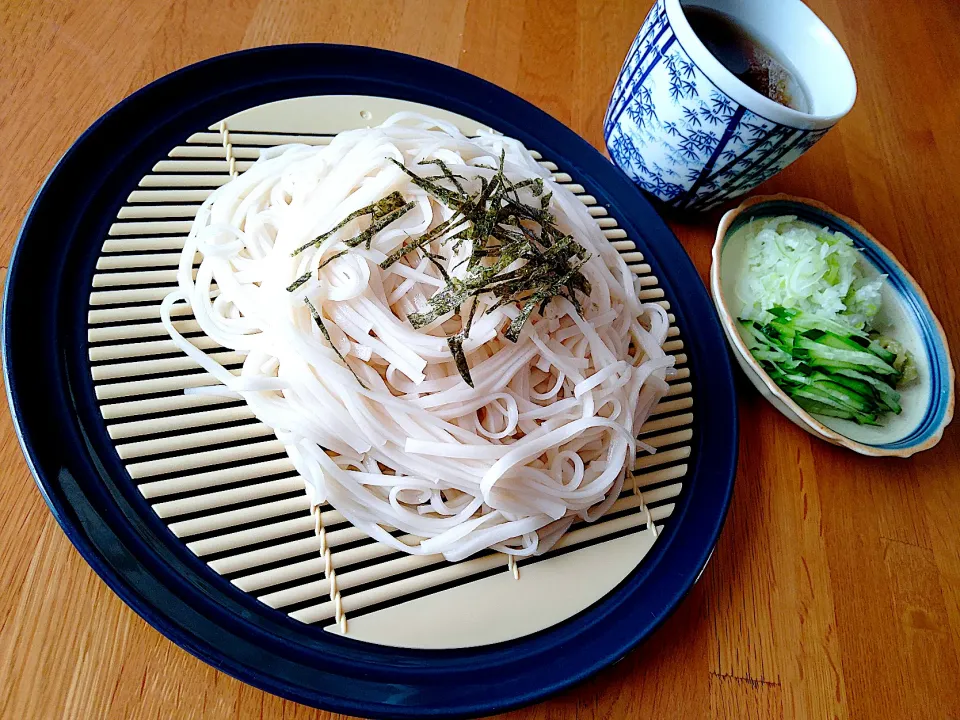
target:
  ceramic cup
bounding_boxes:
[604,0,856,211]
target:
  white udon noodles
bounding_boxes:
[161,113,674,562]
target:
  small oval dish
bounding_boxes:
[711,194,954,457]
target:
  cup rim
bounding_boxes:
[664,0,857,130]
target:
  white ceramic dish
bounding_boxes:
[711,194,954,457]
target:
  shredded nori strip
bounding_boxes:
[446,334,473,388]
[388,158,466,208]
[287,271,312,293]
[343,199,417,250]
[292,191,414,256]
[304,298,367,389]
[418,158,468,195]
[317,249,348,270]
[379,212,468,269]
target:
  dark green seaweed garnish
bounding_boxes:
[446,334,473,388]
[293,153,590,387]
[287,271,312,293]
[292,191,415,256]
[304,298,367,389]
[317,249,348,270]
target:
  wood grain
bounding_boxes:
[2,0,959,718]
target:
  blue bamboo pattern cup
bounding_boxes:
[605,0,856,211]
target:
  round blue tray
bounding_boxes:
[2,45,737,719]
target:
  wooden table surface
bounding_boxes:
[2,0,960,718]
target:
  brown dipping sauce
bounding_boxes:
[684,5,812,113]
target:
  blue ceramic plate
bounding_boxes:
[3,46,737,718]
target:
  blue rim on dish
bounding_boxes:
[2,45,737,718]
[721,197,953,454]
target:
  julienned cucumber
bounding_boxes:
[740,307,913,426]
